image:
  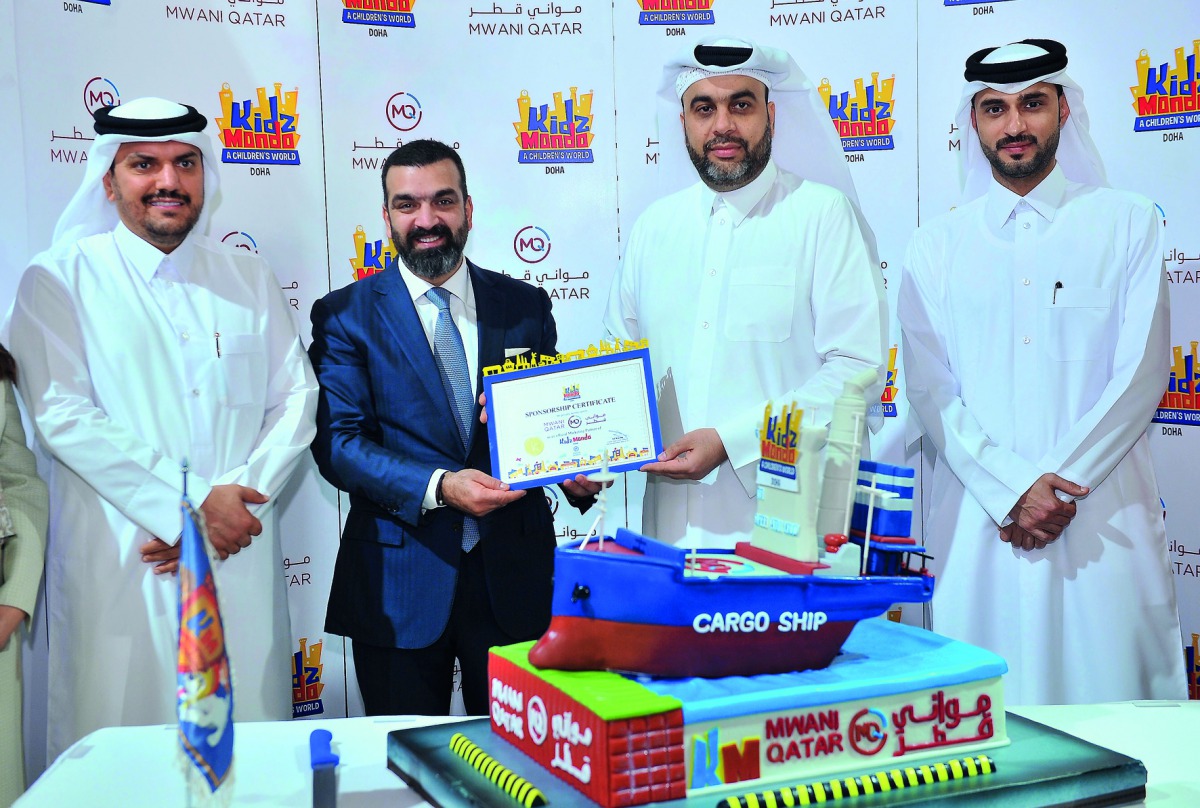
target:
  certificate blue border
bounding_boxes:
[482,348,664,491]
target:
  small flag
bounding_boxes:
[177,495,235,791]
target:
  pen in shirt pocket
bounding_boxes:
[1052,281,1063,304]
[215,332,221,358]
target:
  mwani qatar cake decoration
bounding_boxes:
[479,370,1010,807]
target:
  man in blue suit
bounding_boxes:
[310,139,599,714]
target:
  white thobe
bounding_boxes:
[899,166,1186,705]
[10,223,318,759]
[605,161,886,548]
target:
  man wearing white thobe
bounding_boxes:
[899,40,1186,704]
[9,98,318,758]
[605,37,886,548]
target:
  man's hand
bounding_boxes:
[201,484,269,559]
[0,604,28,652]
[140,537,181,575]
[999,523,1048,552]
[1008,473,1090,543]
[562,473,606,500]
[441,469,525,517]
[639,428,728,481]
[560,472,611,514]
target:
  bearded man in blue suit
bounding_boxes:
[310,139,600,714]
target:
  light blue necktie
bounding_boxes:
[426,286,480,552]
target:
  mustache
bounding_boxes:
[704,135,750,153]
[406,224,453,248]
[995,134,1038,149]
[141,189,191,204]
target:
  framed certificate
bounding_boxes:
[482,349,663,490]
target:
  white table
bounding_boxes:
[17,703,1200,806]
[1011,701,1200,807]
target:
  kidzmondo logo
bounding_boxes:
[515,88,594,164]
[1187,632,1199,700]
[881,344,899,417]
[1154,341,1200,425]
[350,225,399,280]
[636,0,715,26]
[342,0,415,28]
[820,73,896,152]
[292,638,325,718]
[217,82,301,165]
[1132,43,1200,133]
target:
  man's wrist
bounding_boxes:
[422,468,450,510]
[435,471,449,507]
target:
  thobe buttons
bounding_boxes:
[717,217,727,226]
[702,322,710,329]
[1022,222,1031,230]
[1022,337,1031,344]
[709,269,716,277]
[191,388,201,396]
[1022,278,1030,286]
[182,331,191,340]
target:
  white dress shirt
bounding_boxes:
[396,261,480,508]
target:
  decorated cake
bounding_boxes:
[370,371,1003,807]
[479,380,1010,806]
[489,615,1007,807]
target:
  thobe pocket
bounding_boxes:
[724,273,795,342]
[1043,286,1113,361]
[219,334,267,408]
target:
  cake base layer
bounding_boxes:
[388,714,1146,808]
[489,620,1012,806]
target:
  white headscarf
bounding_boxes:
[655,36,865,214]
[52,97,221,247]
[954,39,1107,203]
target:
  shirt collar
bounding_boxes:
[399,257,473,305]
[983,162,1068,229]
[703,159,779,226]
[114,221,198,282]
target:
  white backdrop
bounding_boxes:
[2,0,1198,784]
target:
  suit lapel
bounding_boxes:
[470,260,507,453]
[372,270,462,450]
[471,261,507,377]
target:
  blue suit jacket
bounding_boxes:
[309,261,558,649]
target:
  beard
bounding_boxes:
[141,191,201,238]
[980,125,1061,181]
[686,122,773,191]
[113,187,202,249]
[393,221,469,280]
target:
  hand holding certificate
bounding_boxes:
[482,348,663,490]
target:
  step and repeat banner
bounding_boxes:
[2,0,1197,778]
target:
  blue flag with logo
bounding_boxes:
[177,496,235,791]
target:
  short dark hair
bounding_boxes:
[380,139,468,205]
